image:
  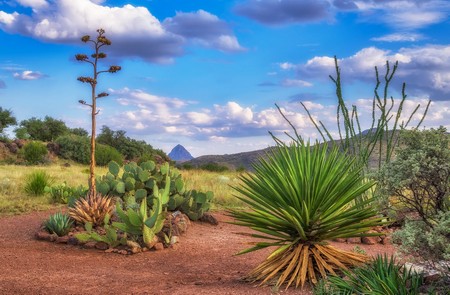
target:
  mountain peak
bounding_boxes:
[168,144,194,162]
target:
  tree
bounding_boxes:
[69,127,89,137]
[0,107,17,134]
[377,127,450,227]
[15,116,68,141]
[76,29,121,196]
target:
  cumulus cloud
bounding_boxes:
[163,10,244,52]
[294,45,450,100]
[234,0,332,25]
[0,0,242,63]
[13,70,47,80]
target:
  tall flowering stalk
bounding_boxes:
[76,28,121,196]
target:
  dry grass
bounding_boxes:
[0,163,245,216]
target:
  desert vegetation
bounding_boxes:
[0,29,448,294]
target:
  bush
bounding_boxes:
[314,254,423,295]
[55,135,90,164]
[392,211,450,267]
[45,182,88,205]
[44,212,73,236]
[22,141,48,164]
[95,144,123,166]
[200,162,229,172]
[24,170,52,196]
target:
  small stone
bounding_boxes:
[49,234,58,242]
[199,213,219,225]
[95,242,109,250]
[154,243,164,251]
[56,236,70,244]
[84,241,97,249]
[381,236,391,245]
[333,238,347,243]
[118,250,128,255]
[347,237,361,244]
[170,244,178,250]
[142,247,149,252]
[104,248,115,253]
[67,237,79,245]
[35,230,51,241]
[130,247,141,254]
[170,236,179,245]
[361,236,380,245]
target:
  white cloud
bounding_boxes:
[371,33,424,42]
[0,1,242,62]
[13,70,46,80]
[281,79,313,87]
[279,62,296,70]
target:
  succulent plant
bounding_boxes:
[181,190,213,221]
[75,214,126,248]
[68,192,114,226]
[44,212,73,237]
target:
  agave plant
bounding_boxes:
[44,212,73,237]
[229,140,385,288]
[315,254,423,294]
[68,192,114,226]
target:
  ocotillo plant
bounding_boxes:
[75,28,121,196]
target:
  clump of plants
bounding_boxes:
[21,141,48,165]
[45,182,88,205]
[313,254,423,295]
[24,170,53,196]
[230,139,384,288]
[44,212,73,237]
[68,192,115,226]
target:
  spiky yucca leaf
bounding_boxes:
[229,141,385,288]
[68,192,114,226]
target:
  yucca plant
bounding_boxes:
[44,212,73,237]
[314,254,423,294]
[229,139,385,288]
[68,192,114,226]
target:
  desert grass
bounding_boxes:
[0,163,244,216]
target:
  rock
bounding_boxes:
[104,248,115,253]
[130,247,141,254]
[118,250,128,255]
[170,236,179,245]
[199,213,219,225]
[347,237,361,244]
[13,139,26,148]
[361,235,381,245]
[144,235,159,249]
[49,234,58,242]
[333,238,347,243]
[95,242,109,250]
[83,241,97,249]
[67,237,79,245]
[142,247,149,252]
[154,243,164,251]
[56,236,70,244]
[381,236,391,245]
[173,213,190,235]
[6,142,18,153]
[35,230,51,241]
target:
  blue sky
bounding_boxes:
[0,0,449,157]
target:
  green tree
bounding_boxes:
[15,116,68,141]
[75,29,121,196]
[0,107,17,134]
[69,127,88,137]
[377,127,450,227]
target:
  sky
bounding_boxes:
[0,0,449,157]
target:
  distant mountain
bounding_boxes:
[182,147,273,171]
[168,144,194,162]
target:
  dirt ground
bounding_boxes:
[0,211,396,295]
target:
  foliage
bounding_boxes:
[69,127,88,137]
[314,254,423,295]
[97,125,167,162]
[75,214,126,248]
[199,162,229,172]
[97,161,213,220]
[95,144,124,166]
[21,141,48,164]
[68,192,115,226]
[44,212,73,236]
[76,28,121,197]
[0,107,17,134]
[15,116,68,141]
[392,211,450,268]
[377,127,450,226]
[24,170,52,196]
[44,182,88,205]
[229,139,384,288]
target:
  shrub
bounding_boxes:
[44,212,73,236]
[95,144,123,166]
[314,255,423,295]
[229,140,384,288]
[44,182,88,205]
[55,135,90,164]
[68,193,115,226]
[24,170,52,196]
[22,141,48,164]
[392,211,450,268]
[200,162,228,172]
